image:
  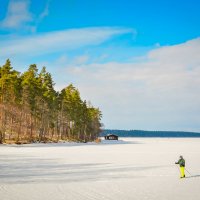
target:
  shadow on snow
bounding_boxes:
[0,155,167,184]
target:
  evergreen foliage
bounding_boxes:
[0,60,102,144]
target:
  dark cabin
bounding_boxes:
[104,134,118,140]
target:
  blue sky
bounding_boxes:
[0,0,200,131]
[1,0,200,44]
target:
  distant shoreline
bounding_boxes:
[101,129,200,138]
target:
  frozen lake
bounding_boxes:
[0,138,200,200]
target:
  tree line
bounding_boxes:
[0,59,102,144]
[101,129,200,137]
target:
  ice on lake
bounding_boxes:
[0,138,200,200]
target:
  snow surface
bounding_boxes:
[0,138,200,200]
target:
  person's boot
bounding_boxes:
[180,175,186,178]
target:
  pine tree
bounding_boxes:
[0,59,21,143]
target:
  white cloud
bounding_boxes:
[62,38,200,131]
[0,0,33,30]
[148,38,200,67]
[38,0,51,21]
[0,27,133,58]
[0,0,51,32]
[72,55,89,65]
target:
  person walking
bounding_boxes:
[175,155,185,178]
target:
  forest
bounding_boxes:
[0,59,102,144]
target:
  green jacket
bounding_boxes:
[176,158,185,167]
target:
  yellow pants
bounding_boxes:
[180,167,185,178]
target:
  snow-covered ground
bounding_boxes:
[0,138,200,200]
